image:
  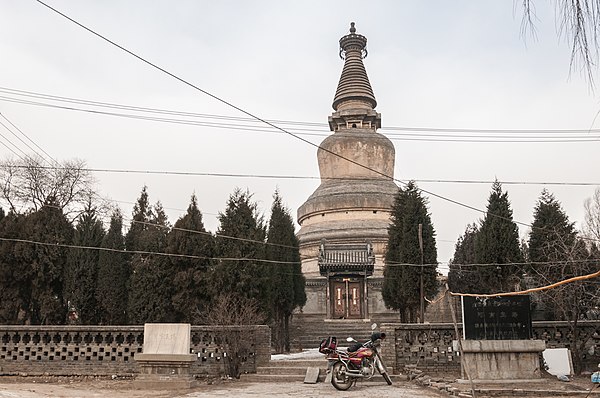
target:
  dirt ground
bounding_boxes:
[0,374,599,398]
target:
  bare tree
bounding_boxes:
[198,294,266,379]
[584,187,600,241]
[526,235,599,373]
[521,0,600,85]
[0,155,97,218]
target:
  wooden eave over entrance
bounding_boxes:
[318,241,375,276]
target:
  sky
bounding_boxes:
[0,1,599,272]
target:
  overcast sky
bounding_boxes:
[1,1,599,272]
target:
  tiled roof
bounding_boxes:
[318,241,375,276]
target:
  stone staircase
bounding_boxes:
[289,319,380,351]
[244,357,406,383]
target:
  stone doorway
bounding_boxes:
[330,277,364,319]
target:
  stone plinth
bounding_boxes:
[134,323,197,389]
[460,340,545,382]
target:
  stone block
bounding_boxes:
[142,323,191,355]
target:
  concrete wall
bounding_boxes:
[0,325,270,376]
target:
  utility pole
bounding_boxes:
[418,223,424,323]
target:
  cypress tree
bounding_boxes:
[169,194,214,322]
[529,189,576,263]
[96,209,128,324]
[64,204,105,324]
[382,181,438,322]
[448,223,479,293]
[125,185,152,252]
[0,211,27,323]
[265,190,305,352]
[128,201,174,323]
[212,189,267,305]
[474,181,523,293]
[20,201,74,324]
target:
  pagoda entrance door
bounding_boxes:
[331,278,363,319]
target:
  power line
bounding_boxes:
[29,1,600,246]
[0,236,300,265]
[5,164,600,187]
[2,85,600,137]
[2,93,599,143]
[0,112,58,165]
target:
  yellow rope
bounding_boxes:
[449,269,600,298]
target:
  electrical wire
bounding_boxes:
[3,164,600,187]
[2,93,599,143]
[2,85,600,139]
[0,112,57,166]
[31,0,600,241]
[0,236,301,265]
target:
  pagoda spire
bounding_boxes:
[332,22,377,111]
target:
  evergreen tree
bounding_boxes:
[20,201,74,324]
[169,194,215,322]
[96,209,128,324]
[529,189,577,263]
[382,181,438,322]
[125,185,152,251]
[527,190,579,320]
[64,204,105,324]
[0,211,27,323]
[212,189,267,306]
[127,201,174,323]
[265,190,306,352]
[448,223,479,293]
[473,181,523,294]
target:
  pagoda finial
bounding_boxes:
[332,23,377,111]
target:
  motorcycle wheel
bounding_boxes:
[331,362,353,391]
[382,371,393,385]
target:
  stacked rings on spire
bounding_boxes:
[332,24,377,110]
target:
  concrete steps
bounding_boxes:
[244,358,405,383]
[290,320,378,351]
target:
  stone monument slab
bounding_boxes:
[134,323,197,389]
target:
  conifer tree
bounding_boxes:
[212,189,267,306]
[448,223,479,292]
[96,209,128,324]
[382,181,438,322]
[473,181,523,293]
[125,185,152,251]
[265,190,305,352]
[128,201,174,323]
[0,211,27,323]
[529,189,576,263]
[169,194,214,322]
[64,204,105,324]
[20,201,74,324]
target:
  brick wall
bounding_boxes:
[0,325,270,376]
[380,321,600,374]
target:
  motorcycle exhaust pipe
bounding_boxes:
[343,370,366,378]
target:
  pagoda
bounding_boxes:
[296,23,398,320]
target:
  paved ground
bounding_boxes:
[0,378,446,398]
[1,375,599,397]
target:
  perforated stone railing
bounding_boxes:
[0,325,270,376]
[380,321,600,374]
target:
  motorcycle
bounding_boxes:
[319,324,393,391]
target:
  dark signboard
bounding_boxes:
[462,296,532,340]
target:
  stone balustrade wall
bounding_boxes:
[0,325,270,376]
[380,321,600,374]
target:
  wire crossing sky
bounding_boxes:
[0,1,599,264]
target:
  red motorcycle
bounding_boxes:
[319,326,393,391]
